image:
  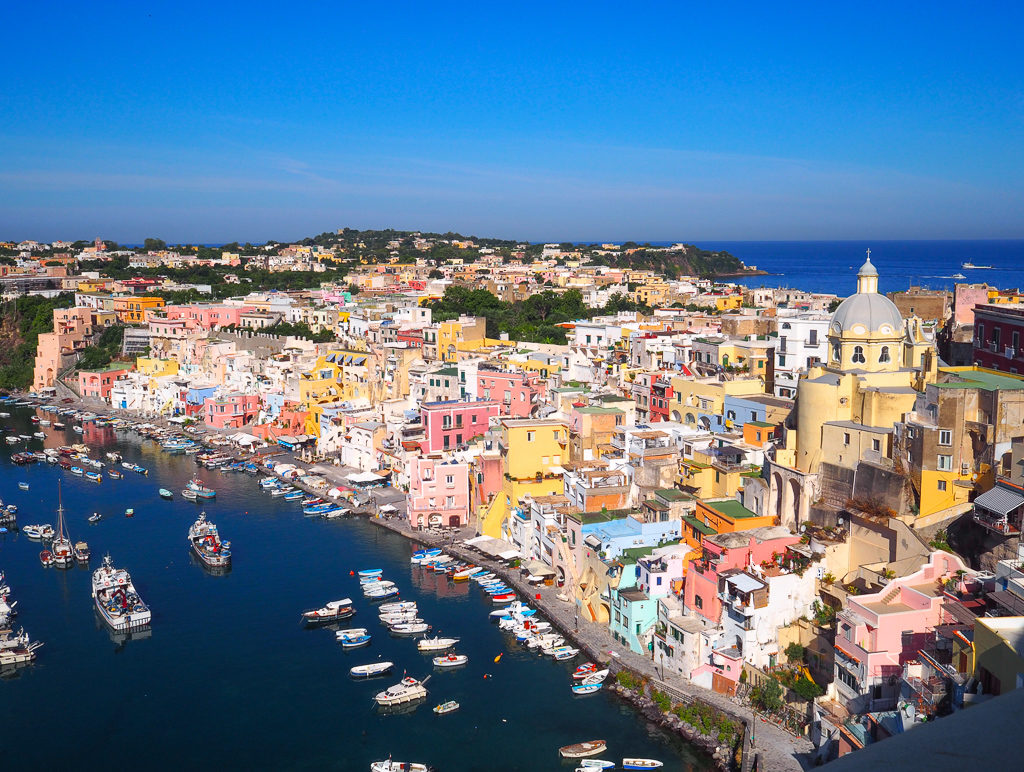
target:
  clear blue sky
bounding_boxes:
[2,2,1022,243]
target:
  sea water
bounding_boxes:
[0,407,710,771]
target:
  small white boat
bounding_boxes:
[622,761,664,770]
[350,661,394,678]
[358,568,383,578]
[417,636,459,652]
[377,601,416,615]
[572,683,602,695]
[432,653,468,668]
[88,512,102,524]
[389,622,429,636]
[553,647,580,661]
[581,669,610,685]
[335,627,369,640]
[18,482,29,491]
[370,761,431,772]
[33,432,45,439]
[23,524,54,540]
[379,612,423,625]
[577,761,615,770]
[365,585,400,600]
[433,700,459,714]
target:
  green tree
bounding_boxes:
[143,237,167,251]
[753,678,783,713]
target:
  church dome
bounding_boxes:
[830,293,903,335]
[829,254,903,336]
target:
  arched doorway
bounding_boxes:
[447,514,461,528]
[428,513,443,527]
[786,478,801,529]
[772,472,784,519]
[671,410,682,422]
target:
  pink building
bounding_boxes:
[421,400,500,452]
[834,550,970,713]
[203,392,261,429]
[407,454,470,528]
[33,307,96,391]
[78,365,131,401]
[476,368,545,418]
[162,304,255,331]
[684,526,800,626]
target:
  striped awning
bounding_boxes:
[974,485,1024,517]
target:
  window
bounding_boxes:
[879,346,890,363]
[809,329,818,345]
[937,454,953,471]
[694,595,703,609]
[553,430,560,440]
[778,355,786,367]
[526,431,535,442]
[837,666,858,690]
[445,496,455,508]
[937,480,947,491]
[832,342,841,361]
[843,432,851,445]
[852,346,866,364]
[872,439,880,452]
[939,429,952,446]
[445,475,454,486]
[977,323,985,344]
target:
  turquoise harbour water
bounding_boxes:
[0,406,709,771]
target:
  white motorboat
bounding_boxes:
[374,676,429,707]
[432,652,468,668]
[622,761,664,770]
[377,601,416,615]
[87,512,102,524]
[577,761,615,770]
[303,599,355,625]
[389,622,429,636]
[417,636,459,652]
[365,585,400,600]
[335,627,370,641]
[559,741,608,759]
[370,761,431,772]
[433,700,459,714]
[92,554,152,631]
[553,647,580,661]
[23,524,54,540]
[379,612,422,626]
[349,661,394,678]
[361,579,396,593]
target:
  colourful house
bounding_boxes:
[421,399,500,453]
[834,551,970,713]
[681,498,775,551]
[477,368,546,418]
[203,393,261,429]
[407,455,471,529]
[113,296,165,324]
[78,365,131,401]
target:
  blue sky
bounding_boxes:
[2,2,1022,243]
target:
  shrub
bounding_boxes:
[752,678,783,713]
[792,674,824,702]
[652,690,672,712]
[784,642,806,663]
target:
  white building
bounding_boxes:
[773,311,830,399]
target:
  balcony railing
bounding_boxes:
[973,510,1020,536]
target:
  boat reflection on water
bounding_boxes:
[94,609,153,650]
[411,570,469,598]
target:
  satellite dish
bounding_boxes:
[800,524,807,533]
[837,517,845,526]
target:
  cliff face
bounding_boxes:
[948,512,1019,572]
[593,244,748,277]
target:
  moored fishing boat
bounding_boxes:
[581,669,609,685]
[377,601,416,615]
[73,541,91,563]
[39,549,53,566]
[50,484,74,569]
[432,700,459,714]
[185,477,215,499]
[336,628,372,648]
[302,598,355,625]
[159,488,173,500]
[388,621,429,636]
[187,512,231,569]
[88,512,102,524]
[108,469,123,479]
[85,471,102,483]
[92,554,151,631]
[571,683,602,695]
[559,740,608,759]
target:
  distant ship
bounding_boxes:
[962,262,994,269]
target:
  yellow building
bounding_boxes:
[299,350,371,411]
[113,296,165,324]
[679,447,760,500]
[669,375,764,428]
[759,256,937,530]
[479,418,569,538]
[135,357,179,377]
[633,281,670,307]
[973,617,1024,696]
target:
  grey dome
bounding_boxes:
[831,292,903,334]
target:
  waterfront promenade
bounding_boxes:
[370,515,813,772]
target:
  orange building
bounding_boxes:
[681,498,776,551]
[114,296,165,324]
[743,421,778,448]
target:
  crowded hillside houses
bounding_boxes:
[12,235,1024,763]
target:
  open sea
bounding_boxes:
[688,240,1024,296]
[0,406,709,771]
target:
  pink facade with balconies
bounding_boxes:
[407,455,470,528]
[477,369,545,418]
[834,550,969,712]
[684,526,799,625]
[420,400,500,453]
[203,392,261,429]
[162,304,255,331]
[78,366,131,401]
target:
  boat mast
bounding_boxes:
[57,481,68,542]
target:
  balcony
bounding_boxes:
[973,511,1020,536]
[1004,346,1017,358]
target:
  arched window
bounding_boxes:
[685,413,695,425]
[782,322,791,329]
[832,343,841,362]
[879,346,890,363]
[853,346,866,364]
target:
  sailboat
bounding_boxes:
[50,483,74,569]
